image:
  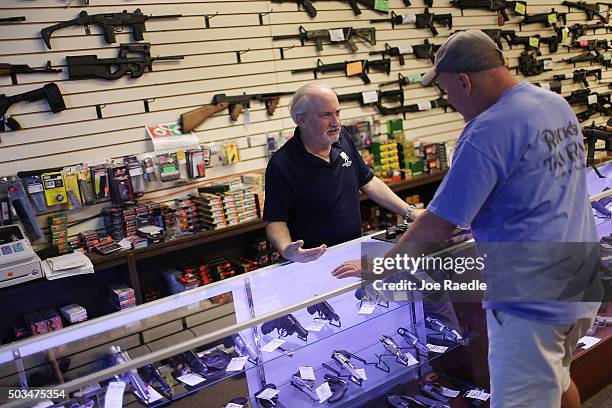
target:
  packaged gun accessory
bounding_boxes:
[6,178,46,243]
[24,175,47,213]
[107,165,135,206]
[91,164,109,201]
[157,153,180,182]
[186,149,206,179]
[0,199,11,225]
[124,156,145,196]
[41,171,68,206]
[141,156,157,182]
[77,166,95,205]
[224,143,240,164]
[62,168,83,209]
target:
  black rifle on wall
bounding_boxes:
[553,68,602,88]
[370,9,452,35]
[450,0,527,25]
[291,58,391,84]
[0,62,62,85]
[562,1,609,22]
[66,43,183,80]
[0,83,66,133]
[337,88,405,107]
[376,97,453,116]
[0,16,26,23]
[272,26,376,53]
[270,0,405,17]
[582,120,612,174]
[41,9,182,49]
[567,22,612,40]
[368,40,441,64]
[519,9,567,30]
[517,50,552,76]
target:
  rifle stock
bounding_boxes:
[180,102,228,133]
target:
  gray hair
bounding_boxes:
[289,83,335,124]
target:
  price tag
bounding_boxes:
[176,150,186,163]
[104,381,126,408]
[328,29,345,42]
[577,335,601,349]
[355,368,368,380]
[543,59,553,70]
[515,2,526,15]
[602,52,612,61]
[529,37,540,48]
[361,90,379,104]
[27,184,44,194]
[466,389,491,401]
[226,356,248,372]
[540,82,551,90]
[243,109,251,127]
[398,44,413,54]
[566,72,574,79]
[408,73,422,83]
[177,373,206,386]
[224,403,244,408]
[547,13,557,24]
[316,381,333,403]
[440,386,461,397]
[358,302,376,315]
[346,61,363,76]
[305,321,326,331]
[403,352,419,366]
[145,386,164,403]
[588,94,598,105]
[299,366,316,380]
[426,343,449,353]
[402,14,417,24]
[579,40,589,47]
[417,101,432,111]
[129,167,143,176]
[256,387,280,400]
[374,0,389,12]
[261,338,286,352]
[561,28,568,42]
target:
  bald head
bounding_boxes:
[290,83,337,125]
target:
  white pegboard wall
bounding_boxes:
[0,0,611,235]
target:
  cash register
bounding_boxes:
[0,224,43,288]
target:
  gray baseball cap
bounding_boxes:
[421,30,505,86]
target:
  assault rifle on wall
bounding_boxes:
[41,9,182,49]
[0,83,66,133]
[272,26,376,53]
[369,40,442,65]
[564,89,612,122]
[337,88,405,108]
[517,50,552,76]
[180,91,293,133]
[582,120,612,175]
[291,58,391,84]
[66,43,183,80]
[376,97,453,116]
[0,61,62,85]
[553,68,602,88]
[562,1,609,23]
[370,9,452,35]
[270,0,405,17]
[450,0,526,25]
[567,22,612,40]
[519,9,567,30]
[480,28,516,49]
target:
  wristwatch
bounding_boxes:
[402,205,417,221]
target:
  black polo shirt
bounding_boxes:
[263,127,374,248]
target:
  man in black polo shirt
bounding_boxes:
[264,83,421,263]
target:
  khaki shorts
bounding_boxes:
[486,309,594,408]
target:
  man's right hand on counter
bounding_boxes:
[282,240,327,263]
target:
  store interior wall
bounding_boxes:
[0,0,610,237]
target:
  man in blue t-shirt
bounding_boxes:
[332,31,602,408]
[264,83,422,263]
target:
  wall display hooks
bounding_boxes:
[235,49,251,63]
[204,12,219,28]
[143,98,156,113]
[95,103,106,119]
[278,45,295,60]
[259,11,272,25]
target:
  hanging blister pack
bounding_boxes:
[77,166,95,206]
[124,156,145,196]
[141,155,157,182]
[62,168,83,209]
[41,171,68,207]
[91,164,109,201]
[107,165,135,206]
[186,149,206,179]
[157,153,180,182]
[6,178,46,243]
[23,175,47,213]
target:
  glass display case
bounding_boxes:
[0,234,479,408]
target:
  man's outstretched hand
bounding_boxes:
[283,240,327,263]
[331,260,362,279]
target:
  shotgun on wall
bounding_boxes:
[0,83,67,134]
[180,91,293,133]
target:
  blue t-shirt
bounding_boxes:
[428,81,600,324]
[263,127,374,248]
